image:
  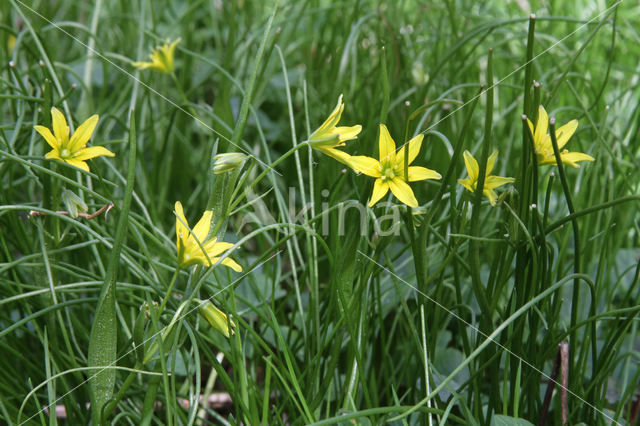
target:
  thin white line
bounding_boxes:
[12,0,278,174]
[357,249,619,425]
[397,1,622,152]
[20,253,279,425]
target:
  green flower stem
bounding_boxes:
[519,13,536,220]
[548,117,581,394]
[522,13,536,118]
[303,81,321,362]
[158,267,180,314]
[417,88,482,296]
[379,46,390,125]
[169,71,200,121]
[398,98,461,299]
[469,49,494,318]
[471,48,494,422]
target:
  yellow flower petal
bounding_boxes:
[484,175,515,189]
[175,201,188,245]
[311,94,344,139]
[73,146,115,161]
[407,166,441,182]
[389,177,418,208]
[369,179,390,207]
[527,118,535,143]
[559,152,595,168]
[317,147,354,166]
[34,125,60,150]
[202,239,233,257]
[191,210,213,244]
[165,38,181,72]
[335,125,362,142]
[535,105,548,147]
[378,124,396,161]
[50,107,69,144]
[396,133,424,167]
[555,119,578,150]
[347,155,382,178]
[220,257,242,272]
[132,61,153,70]
[486,150,498,175]
[64,158,90,172]
[457,177,474,194]
[45,150,62,161]
[484,188,498,206]
[462,150,479,182]
[68,114,99,152]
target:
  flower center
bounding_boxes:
[380,163,396,182]
[59,148,72,159]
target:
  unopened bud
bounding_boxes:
[213,152,247,174]
[198,300,235,337]
[61,189,87,218]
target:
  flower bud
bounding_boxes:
[213,152,247,175]
[61,189,88,218]
[198,300,235,337]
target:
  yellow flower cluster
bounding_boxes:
[31,36,595,340]
[31,35,244,341]
[308,96,594,208]
[308,96,441,208]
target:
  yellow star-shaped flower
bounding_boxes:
[458,150,514,206]
[527,105,594,167]
[308,94,362,165]
[174,201,242,271]
[34,107,114,172]
[347,124,441,208]
[133,38,180,74]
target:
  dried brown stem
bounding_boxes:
[538,341,569,426]
[29,203,114,220]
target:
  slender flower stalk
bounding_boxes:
[34,107,114,172]
[347,124,441,208]
[174,201,242,271]
[527,105,594,167]
[458,150,514,206]
[133,38,181,74]
[308,94,362,165]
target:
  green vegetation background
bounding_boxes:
[1,0,639,424]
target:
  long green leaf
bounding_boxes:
[87,111,137,425]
